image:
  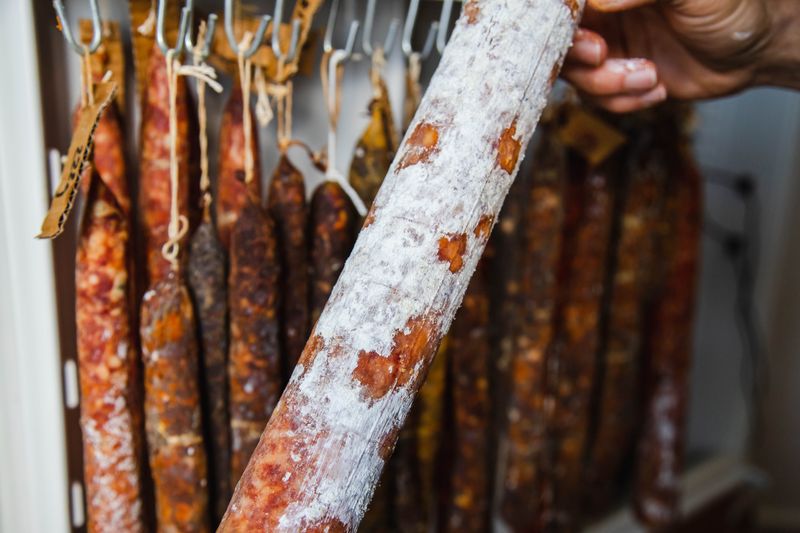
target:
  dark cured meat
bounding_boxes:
[499,131,566,531]
[140,274,210,532]
[390,406,426,532]
[216,84,262,251]
[187,221,231,523]
[442,259,492,532]
[228,200,282,486]
[76,177,144,532]
[268,155,309,377]
[139,43,195,282]
[542,154,616,530]
[309,181,356,325]
[634,125,702,527]
[583,128,666,515]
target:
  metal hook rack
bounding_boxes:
[435,0,457,54]
[402,0,439,60]
[52,0,102,55]
[361,0,400,57]
[324,0,360,57]
[156,0,193,56]
[271,0,302,63]
[224,0,271,59]
[185,11,218,61]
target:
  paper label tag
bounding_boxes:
[37,82,117,239]
[555,105,627,166]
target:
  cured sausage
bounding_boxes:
[139,43,195,282]
[583,126,665,514]
[634,116,701,527]
[187,221,230,522]
[442,259,492,532]
[499,130,566,531]
[267,155,309,376]
[349,76,398,210]
[140,274,210,532]
[217,2,583,529]
[309,181,356,325]
[76,175,144,532]
[542,152,616,530]
[216,83,262,251]
[228,200,282,486]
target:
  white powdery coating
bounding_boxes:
[228,1,583,530]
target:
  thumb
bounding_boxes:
[587,0,657,12]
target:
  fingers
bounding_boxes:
[567,29,608,66]
[562,58,659,94]
[587,0,657,12]
[584,84,668,113]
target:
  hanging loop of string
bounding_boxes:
[236,32,257,186]
[321,49,367,216]
[191,21,214,218]
[272,57,294,153]
[80,46,95,107]
[161,47,222,269]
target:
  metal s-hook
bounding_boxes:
[224,0,271,59]
[362,0,400,56]
[156,0,192,56]
[323,0,360,57]
[185,12,217,60]
[401,0,438,60]
[52,0,102,55]
[436,0,456,53]
[271,0,302,63]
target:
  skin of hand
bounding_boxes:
[562,0,800,112]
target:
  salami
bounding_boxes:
[634,116,701,527]
[583,125,665,514]
[267,155,309,376]
[442,258,492,532]
[76,176,144,533]
[216,83,262,251]
[499,131,566,531]
[139,42,195,282]
[140,274,209,532]
[542,153,616,530]
[228,200,282,486]
[309,181,356,325]
[349,76,398,210]
[390,408,427,532]
[218,2,583,529]
[187,221,230,521]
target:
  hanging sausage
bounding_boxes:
[442,258,492,532]
[223,19,283,488]
[184,19,231,524]
[139,9,209,530]
[499,127,567,532]
[582,117,666,515]
[634,109,702,527]
[541,148,616,530]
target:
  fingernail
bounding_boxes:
[624,68,657,91]
[572,39,603,65]
[642,85,668,104]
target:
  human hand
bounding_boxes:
[562,0,799,112]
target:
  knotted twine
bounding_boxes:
[320,49,368,216]
[161,47,222,270]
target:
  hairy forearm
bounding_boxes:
[758,0,800,89]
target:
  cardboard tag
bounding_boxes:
[555,104,627,167]
[37,82,117,239]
